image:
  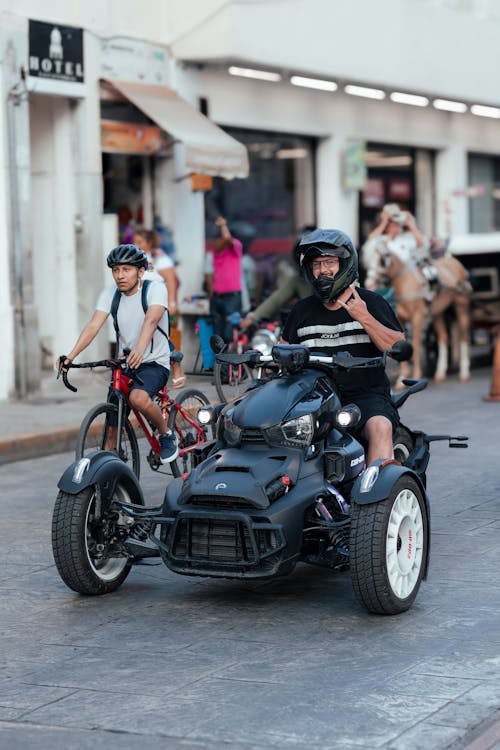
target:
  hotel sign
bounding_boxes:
[28,20,84,94]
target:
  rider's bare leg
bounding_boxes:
[128,388,167,433]
[362,415,394,465]
[104,425,118,451]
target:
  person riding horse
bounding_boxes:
[363,204,438,296]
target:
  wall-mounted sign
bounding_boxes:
[191,174,213,192]
[100,38,169,86]
[29,20,83,82]
[343,141,367,191]
[100,120,163,155]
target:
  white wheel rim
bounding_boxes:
[386,488,424,600]
[85,490,128,581]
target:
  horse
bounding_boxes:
[369,248,472,386]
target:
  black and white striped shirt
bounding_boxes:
[282,288,403,395]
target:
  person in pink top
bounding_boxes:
[206,216,243,342]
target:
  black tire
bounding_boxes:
[52,482,143,595]
[167,388,214,478]
[75,403,140,479]
[393,424,415,465]
[214,360,257,403]
[350,476,428,615]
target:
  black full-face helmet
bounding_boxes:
[295,229,358,302]
[107,244,148,270]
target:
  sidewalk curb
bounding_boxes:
[0,426,80,465]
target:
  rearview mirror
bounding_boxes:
[388,340,413,362]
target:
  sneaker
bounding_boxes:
[158,430,179,464]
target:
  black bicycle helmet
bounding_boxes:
[107,244,148,269]
[295,228,358,302]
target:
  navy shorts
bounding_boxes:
[107,362,170,424]
[341,388,399,436]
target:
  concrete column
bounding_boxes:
[70,31,106,359]
[435,144,468,237]
[316,134,359,243]
[30,95,79,369]
[1,17,40,398]
[415,148,435,237]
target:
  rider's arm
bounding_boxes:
[127,304,166,369]
[243,275,300,325]
[405,213,425,249]
[367,210,390,239]
[338,285,405,352]
[58,310,109,368]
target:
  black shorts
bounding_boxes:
[341,388,399,436]
[107,362,170,425]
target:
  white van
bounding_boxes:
[448,233,500,348]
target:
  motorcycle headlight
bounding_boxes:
[251,329,277,356]
[267,414,314,447]
[334,403,361,429]
[223,410,242,446]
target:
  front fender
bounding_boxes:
[351,460,431,579]
[57,450,144,510]
[351,461,428,508]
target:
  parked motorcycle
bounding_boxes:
[52,340,467,615]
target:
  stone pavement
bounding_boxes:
[1,367,500,749]
[0,367,218,464]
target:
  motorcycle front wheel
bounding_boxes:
[349,476,428,615]
[52,482,142,595]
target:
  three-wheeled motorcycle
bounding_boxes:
[52,341,467,615]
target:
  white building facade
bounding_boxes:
[2,0,500,399]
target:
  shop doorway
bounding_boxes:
[358,143,416,247]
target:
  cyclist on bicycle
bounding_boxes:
[56,244,178,463]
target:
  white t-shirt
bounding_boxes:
[96,281,170,368]
[143,251,174,288]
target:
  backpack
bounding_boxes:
[110,279,169,355]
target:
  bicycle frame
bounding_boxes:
[109,366,206,461]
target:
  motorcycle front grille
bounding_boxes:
[172,518,256,563]
[170,517,285,568]
[186,495,255,509]
[240,428,266,444]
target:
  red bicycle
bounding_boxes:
[59,354,213,479]
[213,313,281,402]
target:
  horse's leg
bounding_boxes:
[455,296,471,381]
[433,314,448,381]
[411,306,426,380]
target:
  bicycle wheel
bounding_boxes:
[167,388,214,478]
[214,360,257,402]
[75,402,141,479]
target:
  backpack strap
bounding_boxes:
[111,280,170,357]
[110,288,122,356]
[141,279,170,353]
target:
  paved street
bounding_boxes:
[1,370,500,749]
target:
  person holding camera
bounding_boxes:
[363,204,436,290]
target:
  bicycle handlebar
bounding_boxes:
[57,353,144,393]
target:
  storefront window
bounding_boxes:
[204,128,315,245]
[468,153,500,232]
[358,143,416,245]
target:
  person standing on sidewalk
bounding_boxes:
[205,216,243,343]
[56,244,178,464]
[133,227,187,389]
